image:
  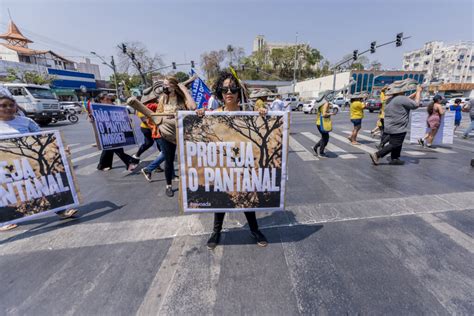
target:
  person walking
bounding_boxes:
[200,71,269,250]
[369,82,422,166]
[418,95,445,148]
[348,93,366,145]
[462,99,474,139]
[0,87,78,231]
[269,94,285,111]
[450,99,463,133]
[312,101,334,157]
[94,92,139,171]
[133,90,160,160]
[154,77,196,197]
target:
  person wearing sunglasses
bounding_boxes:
[200,71,269,249]
[0,87,78,231]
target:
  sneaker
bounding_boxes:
[369,153,379,165]
[166,186,174,197]
[312,145,319,156]
[389,159,405,165]
[154,166,164,173]
[56,208,78,219]
[128,163,138,171]
[0,223,18,231]
[318,152,328,158]
[418,138,425,147]
[250,230,268,247]
[141,168,152,181]
[207,232,221,250]
[132,154,140,160]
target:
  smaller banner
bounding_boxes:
[190,69,212,109]
[90,103,137,150]
[178,111,289,213]
[410,111,455,145]
[0,131,80,225]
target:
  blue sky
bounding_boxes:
[1,0,473,79]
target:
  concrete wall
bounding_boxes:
[0,45,19,62]
[278,72,351,100]
[0,59,48,77]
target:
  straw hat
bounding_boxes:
[385,78,418,96]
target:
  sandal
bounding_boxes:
[57,209,78,219]
[0,223,18,231]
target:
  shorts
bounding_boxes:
[454,119,461,126]
[427,115,440,129]
[351,119,362,127]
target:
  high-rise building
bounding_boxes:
[403,41,474,84]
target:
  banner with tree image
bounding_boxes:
[0,131,80,225]
[178,111,289,212]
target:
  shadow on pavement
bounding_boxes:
[0,201,124,245]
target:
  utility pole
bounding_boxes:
[293,32,298,94]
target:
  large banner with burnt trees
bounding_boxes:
[177,111,289,213]
[0,131,80,225]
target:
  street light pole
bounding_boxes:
[91,52,121,104]
[293,32,298,94]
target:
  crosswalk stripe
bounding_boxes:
[289,136,318,161]
[404,151,426,156]
[71,151,101,164]
[71,143,96,154]
[67,143,80,148]
[330,132,376,154]
[300,132,357,159]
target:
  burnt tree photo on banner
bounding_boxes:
[178,111,289,212]
[0,131,80,225]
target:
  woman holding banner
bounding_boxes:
[155,77,196,197]
[0,87,78,231]
[199,71,269,249]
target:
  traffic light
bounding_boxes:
[172,62,176,70]
[191,60,195,68]
[130,52,136,60]
[396,33,403,47]
[352,50,358,61]
[370,41,376,54]
[121,43,127,54]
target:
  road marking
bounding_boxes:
[67,143,80,148]
[289,136,318,161]
[301,132,357,159]
[70,143,96,154]
[418,213,474,254]
[71,151,101,163]
[331,132,376,154]
[404,151,426,156]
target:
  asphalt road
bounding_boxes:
[1,110,473,315]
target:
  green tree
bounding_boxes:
[174,71,190,83]
[5,68,55,85]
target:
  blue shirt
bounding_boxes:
[0,116,41,135]
[449,105,462,122]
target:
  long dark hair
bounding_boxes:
[427,102,434,115]
[213,71,248,103]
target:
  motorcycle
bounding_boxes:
[52,108,79,124]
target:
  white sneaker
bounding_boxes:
[132,154,140,160]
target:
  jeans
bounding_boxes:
[161,138,177,185]
[97,148,138,170]
[136,128,156,157]
[376,132,406,160]
[315,124,330,154]
[464,120,474,137]
[145,138,165,172]
[213,212,259,233]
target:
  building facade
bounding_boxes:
[77,58,101,80]
[403,41,474,84]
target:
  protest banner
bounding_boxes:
[178,111,289,213]
[409,111,455,145]
[189,69,212,109]
[0,131,80,225]
[90,103,137,150]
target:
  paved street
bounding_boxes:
[1,110,473,315]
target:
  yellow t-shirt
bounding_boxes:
[316,103,330,126]
[137,111,150,129]
[350,101,365,119]
[254,99,266,110]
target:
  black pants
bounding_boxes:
[315,124,330,154]
[376,132,406,160]
[97,148,139,170]
[213,212,259,233]
[161,138,177,185]
[136,128,156,157]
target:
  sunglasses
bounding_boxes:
[220,86,240,94]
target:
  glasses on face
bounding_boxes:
[220,86,240,94]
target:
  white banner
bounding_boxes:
[409,111,455,145]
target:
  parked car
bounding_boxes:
[283,96,304,111]
[303,100,339,114]
[333,96,349,108]
[419,98,432,107]
[59,101,83,114]
[330,103,340,114]
[365,98,382,112]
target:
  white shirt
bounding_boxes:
[269,98,285,111]
[208,96,219,110]
[0,116,41,135]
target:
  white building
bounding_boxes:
[252,35,295,53]
[403,41,474,84]
[77,58,101,80]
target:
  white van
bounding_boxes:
[4,83,61,126]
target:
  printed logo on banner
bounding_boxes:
[0,131,80,225]
[190,69,212,109]
[90,103,137,150]
[178,111,289,212]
